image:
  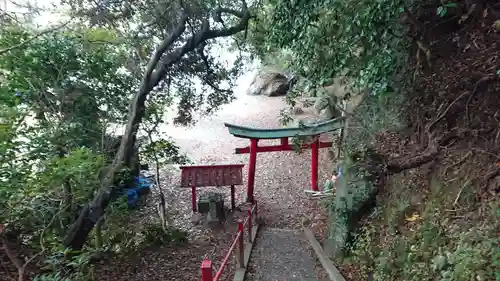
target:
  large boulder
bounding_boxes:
[247,72,296,97]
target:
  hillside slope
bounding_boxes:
[340,2,500,281]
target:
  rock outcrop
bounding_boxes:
[289,77,366,126]
[247,71,296,97]
[312,77,365,121]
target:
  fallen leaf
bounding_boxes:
[405,213,420,222]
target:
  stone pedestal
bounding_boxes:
[198,192,225,224]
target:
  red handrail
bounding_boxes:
[213,231,242,280]
[242,203,257,228]
[201,201,259,281]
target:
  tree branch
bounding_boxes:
[385,89,472,175]
[149,0,250,88]
[142,13,189,91]
[386,129,468,174]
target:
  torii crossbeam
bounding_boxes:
[225,117,345,202]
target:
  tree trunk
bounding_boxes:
[63,88,147,249]
[63,1,250,249]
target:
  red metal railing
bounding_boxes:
[201,201,259,281]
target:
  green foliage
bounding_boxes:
[34,272,72,281]
[141,139,190,166]
[247,0,415,267]
[62,0,249,125]
[248,0,412,257]
[0,22,132,227]
[247,2,498,281]
[0,25,135,123]
[437,2,457,18]
[249,0,411,95]
[325,150,378,256]
[0,20,192,280]
[345,91,406,152]
[1,0,252,278]
[141,223,188,247]
[346,181,500,281]
[38,251,95,281]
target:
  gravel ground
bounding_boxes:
[95,93,335,281]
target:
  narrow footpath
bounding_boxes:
[245,228,329,281]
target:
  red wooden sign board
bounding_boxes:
[179,164,245,212]
[180,164,244,187]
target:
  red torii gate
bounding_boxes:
[224,117,345,202]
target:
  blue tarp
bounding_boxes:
[125,174,154,208]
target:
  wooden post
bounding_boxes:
[254,200,258,223]
[191,185,197,212]
[280,137,288,147]
[237,220,244,268]
[230,184,236,209]
[247,203,253,243]
[247,138,258,202]
[311,137,319,191]
[201,259,213,281]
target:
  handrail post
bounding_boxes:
[230,184,236,210]
[254,200,258,224]
[237,220,244,268]
[247,203,253,243]
[191,185,197,212]
[201,259,213,281]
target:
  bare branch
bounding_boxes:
[142,13,189,91]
